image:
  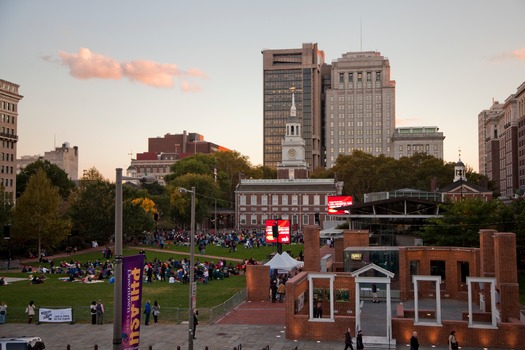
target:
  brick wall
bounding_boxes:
[494,232,519,321]
[303,225,320,272]
[343,230,369,248]
[246,264,270,301]
[393,318,525,348]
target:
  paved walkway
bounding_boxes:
[0,323,490,350]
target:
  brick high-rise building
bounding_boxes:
[129,130,230,185]
[0,79,22,202]
[478,82,525,198]
[262,43,325,171]
[325,51,396,168]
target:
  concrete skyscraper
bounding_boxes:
[262,43,325,171]
[324,51,396,168]
[0,79,22,201]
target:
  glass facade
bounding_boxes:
[344,247,400,289]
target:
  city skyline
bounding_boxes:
[1,0,524,181]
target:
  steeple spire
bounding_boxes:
[290,92,296,118]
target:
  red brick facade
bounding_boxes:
[280,227,525,348]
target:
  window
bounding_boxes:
[314,195,320,205]
[251,215,257,225]
[240,215,246,224]
[272,195,278,205]
[358,72,362,82]
[376,72,381,82]
[303,214,309,225]
[282,195,288,205]
[261,195,268,206]
[250,195,257,205]
[339,73,344,84]
[366,72,371,82]
[303,195,309,205]
[348,72,353,83]
[239,195,246,206]
[292,195,298,205]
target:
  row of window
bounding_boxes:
[238,194,323,206]
[1,165,14,174]
[338,71,381,84]
[135,166,170,174]
[0,178,14,187]
[398,144,438,152]
[1,101,16,113]
[1,114,15,124]
[239,213,320,226]
[2,153,14,162]
[1,140,15,149]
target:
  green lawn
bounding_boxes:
[0,243,304,323]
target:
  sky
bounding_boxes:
[1,0,524,181]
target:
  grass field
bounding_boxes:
[0,243,304,323]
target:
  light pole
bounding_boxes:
[179,186,196,350]
[113,168,156,350]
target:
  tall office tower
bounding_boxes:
[262,43,325,171]
[478,100,503,183]
[324,52,396,168]
[0,79,22,202]
[478,82,525,198]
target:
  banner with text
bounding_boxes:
[38,308,72,323]
[122,254,145,350]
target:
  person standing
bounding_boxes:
[277,281,286,303]
[96,300,104,325]
[90,301,97,325]
[316,302,323,318]
[270,281,278,303]
[372,284,378,303]
[356,330,364,349]
[152,300,160,325]
[410,331,419,350]
[26,301,36,324]
[192,309,199,339]
[344,327,354,350]
[448,330,458,350]
[144,300,151,325]
[0,301,7,324]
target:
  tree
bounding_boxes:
[168,173,221,227]
[68,179,115,245]
[17,159,75,199]
[421,198,506,247]
[12,169,71,255]
[81,167,106,181]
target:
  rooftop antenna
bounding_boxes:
[128,150,133,160]
[458,147,462,161]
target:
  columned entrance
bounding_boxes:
[351,264,395,341]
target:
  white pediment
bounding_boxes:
[350,263,395,278]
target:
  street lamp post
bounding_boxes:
[179,186,196,350]
[113,168,156,350]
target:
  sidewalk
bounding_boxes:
[0,323,489,350]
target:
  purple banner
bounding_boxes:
[122,254,145,350]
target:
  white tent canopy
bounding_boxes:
[281,251,304,268]
[264,253,298,271]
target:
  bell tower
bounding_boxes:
[278,90,308,179]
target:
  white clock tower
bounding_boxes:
[277,92,308,180]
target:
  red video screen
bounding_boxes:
[265,219,290,244]
[327,195,353,215]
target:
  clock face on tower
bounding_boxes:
[288,148,297,159]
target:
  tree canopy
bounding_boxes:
[13,169,71,254]
[17,159,75,199]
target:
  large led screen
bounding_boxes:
[327,195,353,215]
[265,219,291,244]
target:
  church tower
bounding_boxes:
[454,149,467,182]
[277,91,309,179]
